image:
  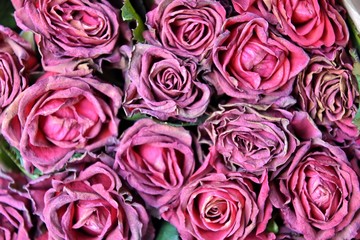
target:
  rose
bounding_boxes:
[145,0,226,60]
[123,44,210,122]
[0,172,33,240]
[1,73,122,174]
[199,103,301,174]
[295,55,359,143]
[211,13,309,103]
[114,118,196,214]
[162,151,272,240]
[27,153,154,240]
[0,26,37,116]
[13,0,122,72]
[270,139,360,240]
[231,0,349,52]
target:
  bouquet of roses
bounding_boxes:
[0,0,359,239]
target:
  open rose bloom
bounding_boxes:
[0,0,359,239]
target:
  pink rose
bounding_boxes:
[163,151,272,240]
[270,139,360,240]
[211,13,309,103]
[145,0,226,60]
[13,0,125,72]
[0,172,33,240]
[295,55,359,143]
[199,103,303,175]
[0,26,37,116]
[232,0,349,52]
[1,73,122,174]
[27,153,154,240]
[114,118,196,214]
[123,44,211,122]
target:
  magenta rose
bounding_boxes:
[270,139,360,240]
[27,153,154,240]
[114,118,196,214]
[231,0,349,52]
[1,73,122,174]
[295,55,359,143]
[199,103,302,175]
[0,25,37,116]
[211,13,309,103]
[13,0,123,72]
[123,44,210,122]
[0,172,33,240]
[163,151,272,240]
[145,0,226,60]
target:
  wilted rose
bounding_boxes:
[0,26,37,116]
[211,13,309,103]
[145,0,226,60]
[1,73,122,174]
[163,151,272,240]
[231,0,349,52]
[199,103,301,175]
[123,44,210,122]
[295,55,359,143]
[114,118,196,214]
[0,171,33,240]
[270,139,360,240]
[13,0,125,72]
[27,153,154,240]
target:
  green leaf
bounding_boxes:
[121,0,146,42]
[354,110,360,130]
[156,222,179,240]
[9,147,42,179]
[348,17,360,54]
[0,1,16,29]
[353,62,360,130]
[0,137,41,179]
[266,219,279,234]
[0,136,19,172]
[124,112,149,121]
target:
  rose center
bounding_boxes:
[204,199,229,222]
[239,39,277,88]
[291,0,317,24]
[73,201,113,236]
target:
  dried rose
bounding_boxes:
[114,119,196,214]
[1,73,122,174]
[145,0,226,61]
[0,171,33,240]
[270,139,360,240]
[0,25,37,116]
[13,0,124,72]
[163,151,272,240]
[199,103,300,174]
[231,0,349,52]
[211,13,309,103]
[27,153,154,240]
[295,55,359,143]
[123,44,210,122]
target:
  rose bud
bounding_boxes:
[295,55,359,143]
[123,44,210,122]
[211,13,309,104]
[0,171,33,240]
[114,118,196,214]
[1,73,122,174]
[231,0,349,53]
[27,153,154,240]
[145,0,226,61]
[0,25,37,116]
[270,139,360,240]
[13,0,126,73]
